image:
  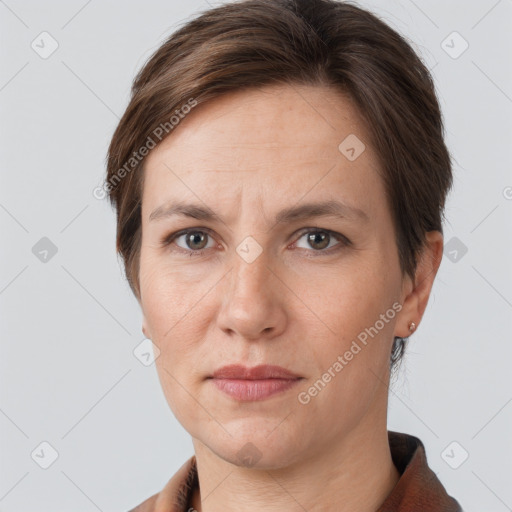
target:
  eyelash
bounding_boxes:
[159,227,351,258]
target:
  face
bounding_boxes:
[139,83,414,469]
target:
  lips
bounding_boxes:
[209,364,303,401]
[210,364,301,380]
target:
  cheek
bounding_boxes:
[302,258,400,391]
[141,263,210,423]
[301,256,398,336]
[139,258,212,370]
[140,250,191,329]
[140,268,175,334]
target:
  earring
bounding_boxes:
[408,322,416,332]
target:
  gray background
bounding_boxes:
[1,0,511,510]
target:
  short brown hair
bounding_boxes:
[105,0,453,373]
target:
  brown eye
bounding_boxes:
[294,229,350,255]
[306,231,330,250]
[184,231,209,251]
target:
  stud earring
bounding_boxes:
[408,322,416,332]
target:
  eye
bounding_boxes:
[292,229,350,255]
[160,227,351,257]
[160,228,217,256]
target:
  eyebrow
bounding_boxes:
[149,199,369,225]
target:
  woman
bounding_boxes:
[105,0,463,510]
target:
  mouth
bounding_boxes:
[208,364,303,401]
[209,377,302,401]
[210,363,301,380]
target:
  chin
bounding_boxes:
[200,421,306,470]
[222,444,301,471]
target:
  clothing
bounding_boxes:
[128,430,463,511]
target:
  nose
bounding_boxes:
[216,251,287,341]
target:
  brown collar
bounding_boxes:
[129,431,462,511]
[376,431,462,511]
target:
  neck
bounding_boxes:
[190,403,400,512]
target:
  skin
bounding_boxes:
[138,83,443,512]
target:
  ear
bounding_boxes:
[142,314,150,339]
[394,231,444,338]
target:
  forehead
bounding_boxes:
[146,83,372,157]
[141,83,384,220]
